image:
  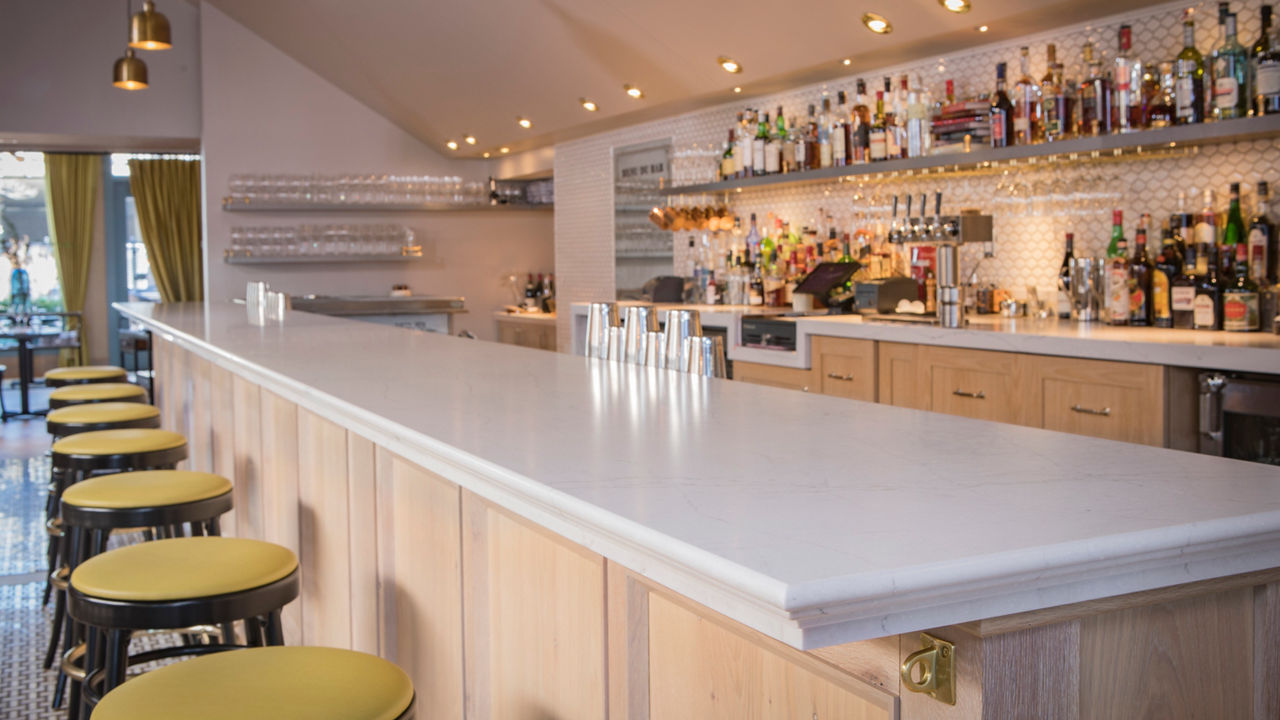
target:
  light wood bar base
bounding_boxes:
[154,336,1279,719]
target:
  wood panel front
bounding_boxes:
[208,364,237,537]
[374,449,464,719]
[462,491,607,720]
[1029,355,1165,446]
[812,335,878,402]
[259,389,301,644]
[877,341,925,410]
[296,408,353,649]
[733,360,814,392]
[922,346,1030,425]
[230,375,264,541]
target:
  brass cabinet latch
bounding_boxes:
[900,632,956,706]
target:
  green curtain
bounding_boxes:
[44,153,102,367]
[129,158,204,302]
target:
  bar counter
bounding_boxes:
[117,300,1280,717]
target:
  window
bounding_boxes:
[0,152,62,313]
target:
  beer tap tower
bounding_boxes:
[887,191,993,328]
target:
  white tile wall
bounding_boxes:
[554,0,1278,346]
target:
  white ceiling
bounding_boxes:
[206,0,1166,158]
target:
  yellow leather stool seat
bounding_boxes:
[94,646,414,720]
[62,470,231,510]
[45,365,127,382]
[71,537,297,602]
[49,383,146,403]
[46,402,160,426]
[52,429,186,457]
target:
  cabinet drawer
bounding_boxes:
[733,361,813,392]
[812,336,876,402]
[1030,356,1165,446]
[923,346,1027,425]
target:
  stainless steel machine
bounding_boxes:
[887,192,994,328]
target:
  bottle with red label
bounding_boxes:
[1223,242,1261,331]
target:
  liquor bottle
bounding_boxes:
[818,97,834,168]
[1057,232,1075,318]
[1253,5,1274,115]
[753,112,769,176]
[1080,43,1112,135]
[776,110,794,173]
[1194,190,1223,329]
[834,91,850,166]
[720,129,735,181]
[869,91,889,161]
[990,62,1015,147]
[1013,46,1041,144]
[1129,215,1154,326]
[1175,8,1207,124]
[1107,209,1125,258]
[744,213,762,264]
[791,116,807,170]
[852,80,871,163]
[895,75,912,158]
[1222,182,1247,275]
[906,79,929,158]
[1250,181,1276,282]
[1257,9,1280,115]
[1107,231,1131,325]
[1172,191,1195,255]
[1114,25,1138,133]
[1041,44,1071,141]
[1148,62,1177,127]
[1171,241,1200,329]
[736,110,752,178]
[1212,12,1250,119]
[765,113,783,175]
[1153,221,1183,328]
[883,77,902,158]
[804,104,819,170]
[1223,242,1261,330]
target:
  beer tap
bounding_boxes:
[929,191,943,239]
[914,193,928,238]
[889,195,901,243]
[903,195,915,241]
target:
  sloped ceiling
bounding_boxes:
[206,0,1166,157]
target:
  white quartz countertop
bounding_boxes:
[121,301,1280,650]
[571,302,1280,374]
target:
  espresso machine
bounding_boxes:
[887,192,994,328]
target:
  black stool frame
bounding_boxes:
[49,393,148,411]
[47,414,162,440]
[46,372,128,389]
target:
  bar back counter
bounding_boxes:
[118,301,1280,720]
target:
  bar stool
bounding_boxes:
[44,365,129,387]
[68,537,300,717]
[50,471,234,710]
[93,646,415,720]
[49,383,148,410]
[47,402,162,440]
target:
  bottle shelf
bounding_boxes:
[223,253,423,264]
[221,200,553,212]
[660,114,1280,196]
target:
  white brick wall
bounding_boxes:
[555,0,1278,347]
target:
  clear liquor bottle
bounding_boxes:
[818,97,834,168]
[1013,46,1041,144]
[869,92,889,161]
[1175,8,1207,124]
[1113,25,1139,132]
[1212,12,1250,119]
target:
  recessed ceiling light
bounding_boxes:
[483,152,491,158]
[717,56,742,74]
[976,24,989,32]
[580,98,599,112]
[500,147,510,154]
[623,84,644,99]
[464,135,476,145]
[842,58,852,66]
[733,86,742,93]
[517,116,532,129]
[446,140,458,150]
[862,13,892,34]
[939,0,970,13]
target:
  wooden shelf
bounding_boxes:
[223,253,423,264]
[660,114,1280,195]
[221,201,552,212]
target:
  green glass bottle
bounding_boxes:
[1222,182,1247,275]
[1175,8,1207,124]
[1107,210,1125,257]
[1211,13,1250,119]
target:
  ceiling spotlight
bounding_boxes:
[446,140,458,150]
[939,0,971,13]
[516,117,532,128]
[842,58,852,66]
[500,147,510,154]
[464,135,477,145]
[733,86,742,93]
[623,84,644,99]
[580,98,599,112]
[976,24,989,32]
[483,152,491,158]
[112,48,149,90]
[861,13,892,34]
[718,56,742,74]
[129,0,172,50]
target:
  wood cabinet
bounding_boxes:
[733,360,814,392]
[877,342,926,410]
[920,346,1034,426]
[1027,355,1166,446]
[496,317,557,351]
[812,336,877,402]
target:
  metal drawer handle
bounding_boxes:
[952,389,985,399]
[1070,404,1111,417]
[826,372,855,382]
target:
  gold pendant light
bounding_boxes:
[113,48,149,90]
[129,0,172,50]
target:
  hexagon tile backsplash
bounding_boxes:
[553,0,1279,312]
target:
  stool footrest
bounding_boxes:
[60,643,87,681]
